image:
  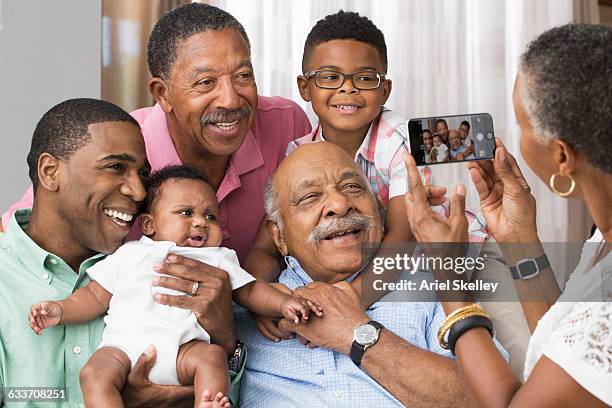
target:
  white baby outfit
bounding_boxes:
[434,143,448,162]
[87,236,256,385]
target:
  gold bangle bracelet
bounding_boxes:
[438,304,484,339]
[438,304,490,349]
[439,311,490,349]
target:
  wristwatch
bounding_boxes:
[228,340,246,372]
[509,254,550,280]
[350,320,384,366]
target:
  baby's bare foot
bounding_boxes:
[198,389,230,408]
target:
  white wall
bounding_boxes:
[0,0,101,211]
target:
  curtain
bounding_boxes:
[102,0,190,112]
[102,0,600,262]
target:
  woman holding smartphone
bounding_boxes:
[404,24,611,407]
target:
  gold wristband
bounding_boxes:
[438,304,490,349]
[438,304,484,338]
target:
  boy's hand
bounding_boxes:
[281,296,323,324]
[28,301,62,335]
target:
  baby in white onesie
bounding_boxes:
[28,165,321,408]
[430,134,449,163]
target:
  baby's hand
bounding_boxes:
[28,301,62,335]
[281,296,323,324]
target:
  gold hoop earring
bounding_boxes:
[549,173,576,197]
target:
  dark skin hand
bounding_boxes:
[277,282,469,407]
[404,147,607,408]
[122,347,193,408]
[278,282,368,353]
[152,254,237,356]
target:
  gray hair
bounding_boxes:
[518,23,612,174]
[264,176,283,230]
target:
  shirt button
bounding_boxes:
[73,346,82,354]
[49,258,58,265]
[41,272,49,280]
[335,390,343,399]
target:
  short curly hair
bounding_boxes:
[144,165,212,212]
[302,10,387,73]
[147,3,250,80]
[27,98,139,191]
[519,23,612,174]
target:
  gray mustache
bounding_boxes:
[308,213,375,243]
[201,107,252,127]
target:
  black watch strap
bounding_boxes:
[349,341,365,366]
[350,320,384,366]
[509,254,550,280]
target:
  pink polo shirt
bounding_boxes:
[2,95,311,262]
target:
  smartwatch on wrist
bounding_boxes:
[350,320,384,366]
[509,254,550,280]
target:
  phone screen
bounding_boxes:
[407,113,495,166]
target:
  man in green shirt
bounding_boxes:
[0,99,240,407]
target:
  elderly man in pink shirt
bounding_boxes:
[3,2,311,265]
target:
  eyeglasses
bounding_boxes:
[303,70,386,90]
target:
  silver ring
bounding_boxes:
[190,281,199,296]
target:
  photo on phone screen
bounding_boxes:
[407,113,495,166]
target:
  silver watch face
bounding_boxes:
[354,324,378,346]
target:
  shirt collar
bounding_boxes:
[282,255,360,286]
[140,104,182,170]
[316,109,384,165]
[7,209,50,272]
[6,209,106,277]
[229,129,264,176]
[216,130,264,202]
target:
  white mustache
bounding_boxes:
[308,213,375,243]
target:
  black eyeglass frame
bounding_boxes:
[302,70,387,90]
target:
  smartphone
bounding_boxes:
[407,113,495,166]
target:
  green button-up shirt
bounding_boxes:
[0,209,105,407]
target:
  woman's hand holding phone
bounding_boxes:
[467,138,538,244]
